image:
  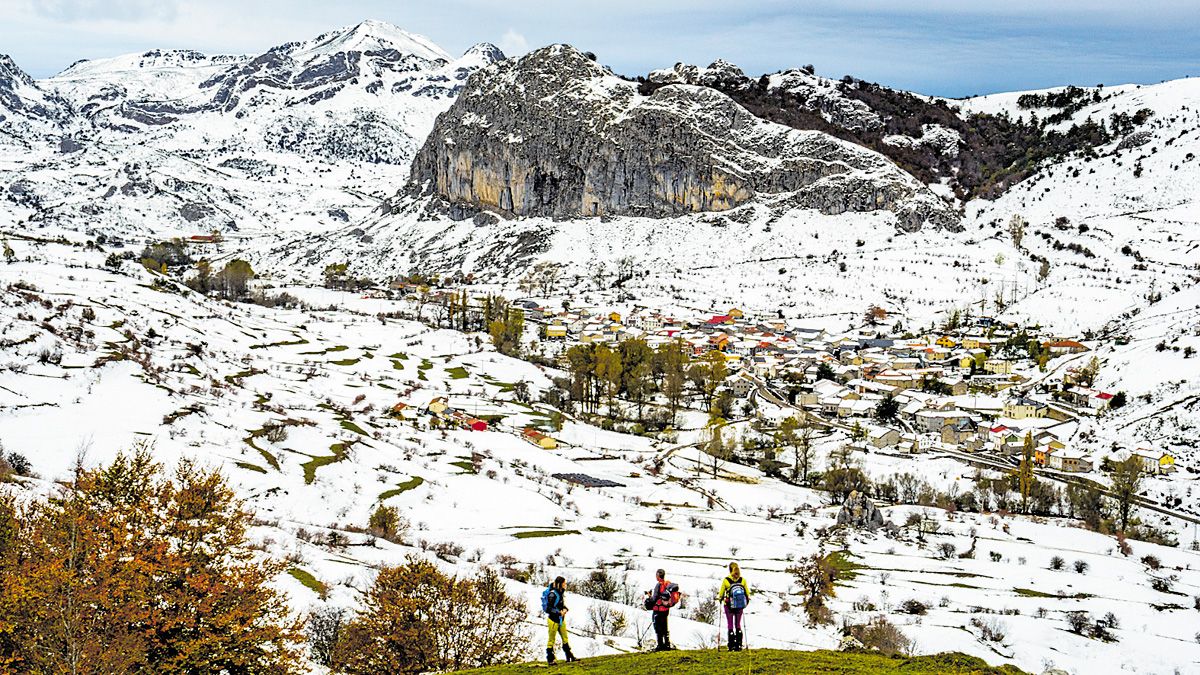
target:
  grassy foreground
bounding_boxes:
[461,649,1026,675]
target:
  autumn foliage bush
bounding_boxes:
[331,557,528,673]
[0,448,302,673]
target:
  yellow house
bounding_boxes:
[961,336,990,350]
[1134,449,1176,474]
[728,308,745,319]
[522,427,558,450]
[545,324,567,339]
[428,397,449,415]
[984,359,1014,375]
[936,335,958,348]
[608,312,622,323]
[1003,397,1047,419]
[958,355,975,369]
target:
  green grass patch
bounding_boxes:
[300,442,353,485]
[380,476,425,501]
[391,359,405,371]
[287,567,328,599]
[458,649,1026,674]
[450,459,477,474]
[1014,588,1092,599]
[340,420,369,436]
[251,338,309,350]
[513,530,580,540]
[224,368,265,386]
[330,358,360,367]
[419,359,433,370]
[825,550,866,584]
[588,525,619,533]
[388,352,409,360]
[447,366,469,379]
[300,344,349,356]
[235,462,268,474]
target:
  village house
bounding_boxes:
[522,427,558,449]
[1048,450,1092,473]
[941,419,981,450]
[866,425,900,448]
[1133,449,1176,475]
[983,359,1015,375]
[1004,397,1048,419]
[1044,339,1089,355]
[729,376,756,398]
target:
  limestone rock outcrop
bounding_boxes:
[836,490,885,531]
[407,45,960,231]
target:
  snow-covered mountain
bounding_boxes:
[2,20,503,240]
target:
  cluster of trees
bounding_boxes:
[560,339,731,425]
[0,450,534,674]
[185,258,255,300]
[322,262,373,291]
[0,449,301,672]
[139,239,192,272]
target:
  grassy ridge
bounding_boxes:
[459,649,1026,675]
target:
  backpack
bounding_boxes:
[646,582,680,610]
[727,578,749,610]
[541,587,557,615]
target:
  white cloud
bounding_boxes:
[29,0,179,22]
[498,28,529,57]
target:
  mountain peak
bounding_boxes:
[298,19,452,63]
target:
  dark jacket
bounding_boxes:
[546,586,568,623]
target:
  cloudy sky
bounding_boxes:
[2,0,1198,96]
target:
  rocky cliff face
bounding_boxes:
[408,45,959,231]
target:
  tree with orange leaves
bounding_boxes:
[0,447,302,673]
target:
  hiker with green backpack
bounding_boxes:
[542,576,578,664]
[718,561,752,651]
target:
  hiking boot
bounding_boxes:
[727,630,736,651]
[546,648,556,665]
[735,631,744,651]
[563,644,578,662]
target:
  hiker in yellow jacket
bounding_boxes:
[718,562,752,651]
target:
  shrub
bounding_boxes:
[1141,555,1161,570]
[1073,560,1089,574]
[264,424,289,444]
[1066,611,1091,634]
[330,559,527,673]
[899,599,928,615]
[1049,555,1065,570]
[307,606,347,666]
[937,542,957,559]
[846,615,911,655]
[367,505,407,543]
[970,617,1006,643]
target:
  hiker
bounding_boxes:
[644,568,680,651]
[718,561,752,651]
[542,576,578,664]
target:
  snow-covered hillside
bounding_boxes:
[3,226,1199,674]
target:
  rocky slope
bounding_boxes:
[407,45,960,231]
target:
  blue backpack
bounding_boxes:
[541,587,558,615]
[727,579,749,610]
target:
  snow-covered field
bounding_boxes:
[2,232,1199,674]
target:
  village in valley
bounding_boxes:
[396,274,1176,481]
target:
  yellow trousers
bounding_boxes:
[547,618,569,648]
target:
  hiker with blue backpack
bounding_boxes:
[542,576,578,664]
[718,561,751,651]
